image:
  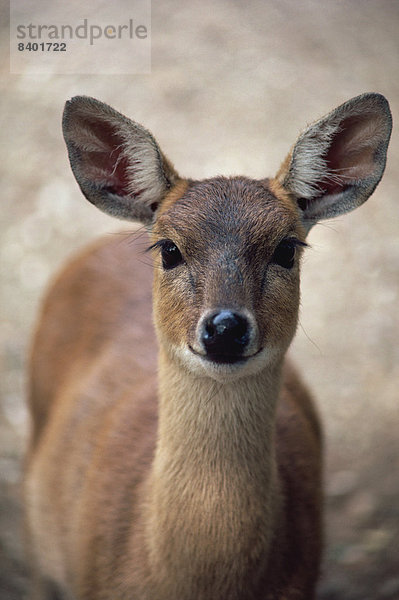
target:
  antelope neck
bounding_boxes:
[145,348,284,587]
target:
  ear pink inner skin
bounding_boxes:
[73,117,131,196]
[323,113,383,194]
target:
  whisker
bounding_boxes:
[206,381,222,405]
[298,320,322,355]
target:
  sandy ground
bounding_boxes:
[1,0,399,598]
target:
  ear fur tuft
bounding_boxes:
[275,93,392,229]
[63,96,180,224]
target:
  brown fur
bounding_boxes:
[25,93,391,600]
[25,186,322,599]
[26,229,322,600]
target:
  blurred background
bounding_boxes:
[1,0,398,598]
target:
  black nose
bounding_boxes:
[201,310,250,364]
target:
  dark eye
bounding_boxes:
[272,240,296,269]
[160,241,183,270]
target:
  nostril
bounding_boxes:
[204,320,216,341]
[204,313,234,341]
[201,310,251,363]
[214,311,248,343]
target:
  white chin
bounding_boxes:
[173,346,279,382]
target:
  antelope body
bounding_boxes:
[25,93,391,599]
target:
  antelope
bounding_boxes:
[25,93,392,600]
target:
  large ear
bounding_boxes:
[62,96,180,224]
[274,93,392,231]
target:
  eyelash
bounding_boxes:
[147,239,184,270]
[271,238,308,269]
[148,237,308,271]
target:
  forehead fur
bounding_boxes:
[155,177,303,251]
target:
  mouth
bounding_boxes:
[188,345,263,365]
